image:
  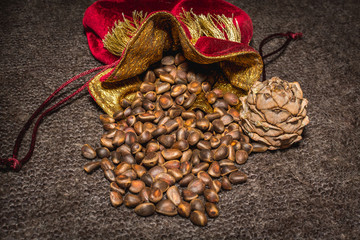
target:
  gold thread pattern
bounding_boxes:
[88,68,142,116]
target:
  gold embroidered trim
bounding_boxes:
[88,68,142,116]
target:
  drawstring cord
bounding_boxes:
[259,31,303,81]
[0,61,118,171]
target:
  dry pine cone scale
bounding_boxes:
[240,77,309,150]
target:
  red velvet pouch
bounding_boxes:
[83,0,263,115]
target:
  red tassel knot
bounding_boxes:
[1,157,22,171]
[286,32,303,40]
[6,158,22,171]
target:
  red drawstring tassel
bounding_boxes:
[259,31,303,81]
[0,61,118,171]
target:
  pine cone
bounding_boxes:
[240,77,309,151]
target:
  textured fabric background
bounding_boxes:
[0,0,359,239]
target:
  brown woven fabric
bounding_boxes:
[0,0,359,239]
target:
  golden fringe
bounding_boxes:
[179,9,241,44]
[178,10,202,44]
[103,11,148,56]
[103,9,241,56]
